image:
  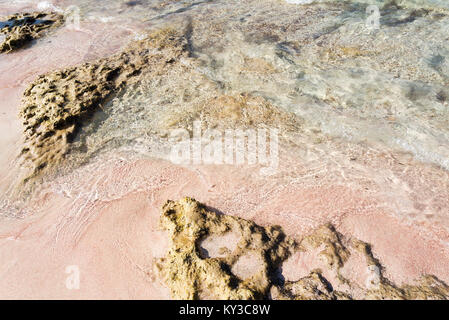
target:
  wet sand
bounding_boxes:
[1,153,449,298]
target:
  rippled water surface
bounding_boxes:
[50,0,449,168]
[1,0,449,225]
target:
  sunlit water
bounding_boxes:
[1,0,449,230]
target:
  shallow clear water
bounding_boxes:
[1,0,449,227]
[48,0,449,169]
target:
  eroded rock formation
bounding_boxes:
[19,27,188,181]
[157,197,295,299]
[157,198,449,300]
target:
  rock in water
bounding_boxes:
[19,27,188,182]
[157,197,296,300]
[157,198,449,300]
[0,12,64,53]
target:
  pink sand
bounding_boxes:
[0,157,448,298]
